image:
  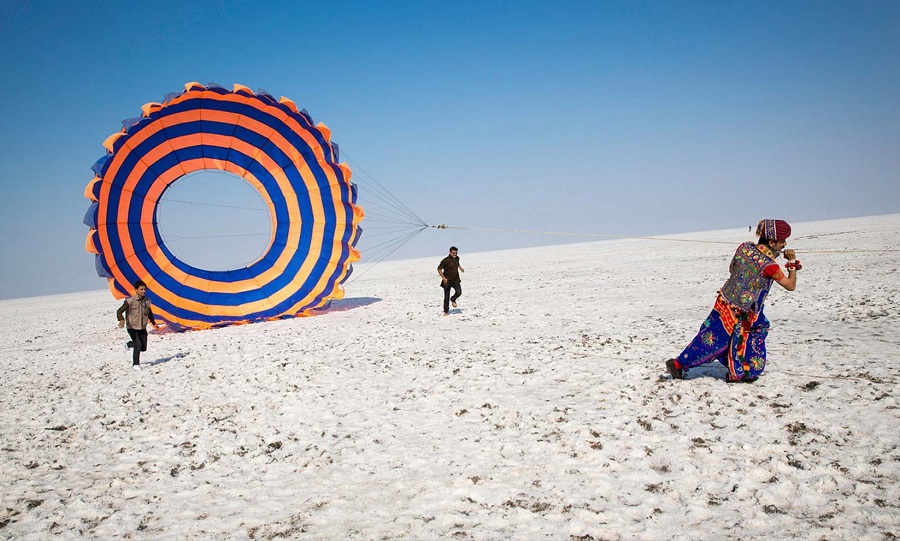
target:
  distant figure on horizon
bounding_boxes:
[116,280,161,371]
[438,246,465,316]
[666,219,801,382]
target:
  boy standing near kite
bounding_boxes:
[666,219,801,382]
[438,246,465,316]
[116,280,161,371]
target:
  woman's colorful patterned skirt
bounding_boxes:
[677,294,770,381]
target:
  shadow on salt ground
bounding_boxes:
[152,325,181,336]
[316,296,381,313]
[149,297,382,335]
[146,351,188,367]
[682,363,729,380]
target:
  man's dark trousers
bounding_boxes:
[443,280,462,313]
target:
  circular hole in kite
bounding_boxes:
[157,170,273,272]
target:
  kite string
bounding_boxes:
[431,224,900,254]
[345,225,428,285]
[158,198,267,212]
[342,150,427,227]
[435,224,735,244]
[153,169,897,256]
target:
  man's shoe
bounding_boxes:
[132,364,142,372]
[451,301,457,308]
[666,359,683,380]
[441,312,449,317]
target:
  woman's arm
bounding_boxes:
[775,269,797,291]
[774,249,798,291]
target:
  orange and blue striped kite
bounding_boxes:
[83,82,364,331]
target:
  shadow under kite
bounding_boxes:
[149,297,382,335]
[316,296,382,313]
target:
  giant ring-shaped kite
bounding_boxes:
[83,82,364,331]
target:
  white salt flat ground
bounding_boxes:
[1,214,898,540]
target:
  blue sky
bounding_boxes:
[1,0,898,299]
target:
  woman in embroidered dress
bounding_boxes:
[665,219,801,382]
